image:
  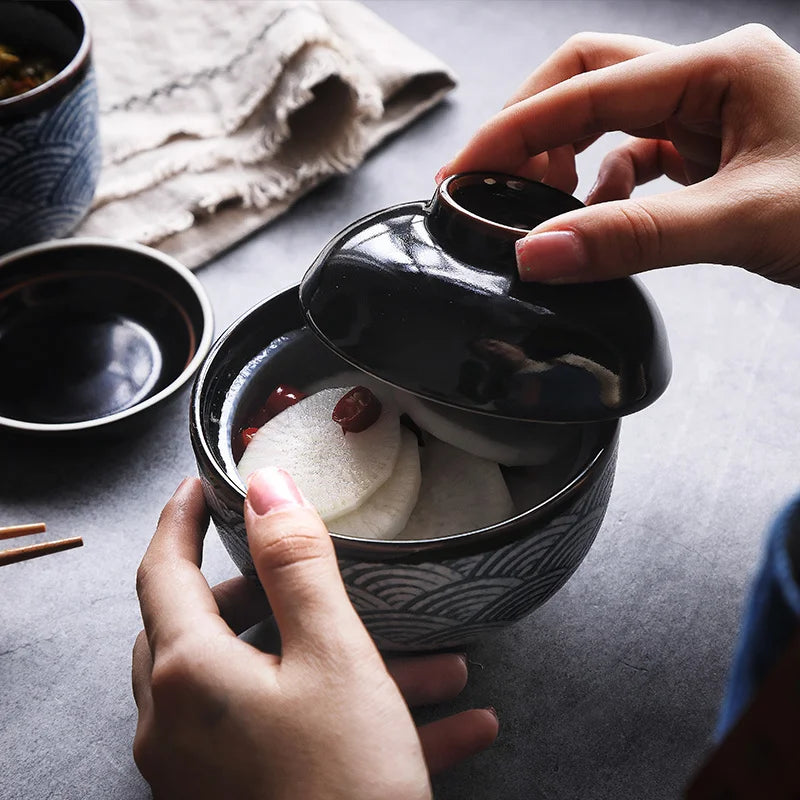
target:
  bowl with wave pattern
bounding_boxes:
[0,1,100,253]
[191,286,620,652]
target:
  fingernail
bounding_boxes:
[485,705,499,722]
[515,230,588,283]
[435,164,450,184]
[246,467,304,516]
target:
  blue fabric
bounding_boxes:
[716,494,800,739]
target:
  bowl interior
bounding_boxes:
[0,240,212,431]
[195,285,617,552]
[1,1,82,62]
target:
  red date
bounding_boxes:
[236,385,307,459]
[250,385,307,428]
[240,426,259,446]
[332,386,382,433]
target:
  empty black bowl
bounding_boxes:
[0,238,213,434]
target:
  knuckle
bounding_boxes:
[132,629,149,661]
[135,558,171,604]
[717,24,786,73]
[132,729,157,776]
[149,640,202,706]
[615,201,664,267]
[135,559,154,599]
[563,31,602,54]
[249,509,331,573]
[574,78,604,139]
[149,638,231,729]
[733,23,780,48]
[561,32,603,73]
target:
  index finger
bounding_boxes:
[502,32,670,108]
[445,39,723,178]
[136,478,233,656]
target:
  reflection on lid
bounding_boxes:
[462,337,624,415]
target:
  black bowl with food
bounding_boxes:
[192,174,671,651]
[191,285,619,651]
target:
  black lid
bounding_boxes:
[299,173,671,423]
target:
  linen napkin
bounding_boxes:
[75,0,456,268]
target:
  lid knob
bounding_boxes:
[425,173,584,269]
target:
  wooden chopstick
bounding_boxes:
[0,536,83,566]
[0,522,47,541]
[0,522,83,566]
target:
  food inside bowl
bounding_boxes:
[0,43,59,99]
[226,326,588,542]
[236,382,517,540]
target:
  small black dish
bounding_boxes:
[0,238,213,435]
[301,172,672,423]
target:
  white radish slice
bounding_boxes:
[398,437,515,540]
[237,387,401,521]
[329,429,421,539]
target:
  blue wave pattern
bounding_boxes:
[0,68,101,253]
[341,459,616,650]
[207,445,617,651]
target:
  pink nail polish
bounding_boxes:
[434,165,449,184]
[515,231,587,283]
[247,467,304,516]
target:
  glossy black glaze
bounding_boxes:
[300,173,672,422]
[0,239,213,434]
[190,285,620,564]
[0,1,91,121]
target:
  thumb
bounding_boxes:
[244,467,371,656]
[515,181,746,282]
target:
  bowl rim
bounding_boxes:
[0,237,214,434]
[191,284,620,561]
[0,0,92,120]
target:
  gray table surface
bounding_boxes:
[3,1,800,798]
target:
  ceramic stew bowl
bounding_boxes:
[192,288,619,651]
[191,174,670,651]
[0,1,101,253]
